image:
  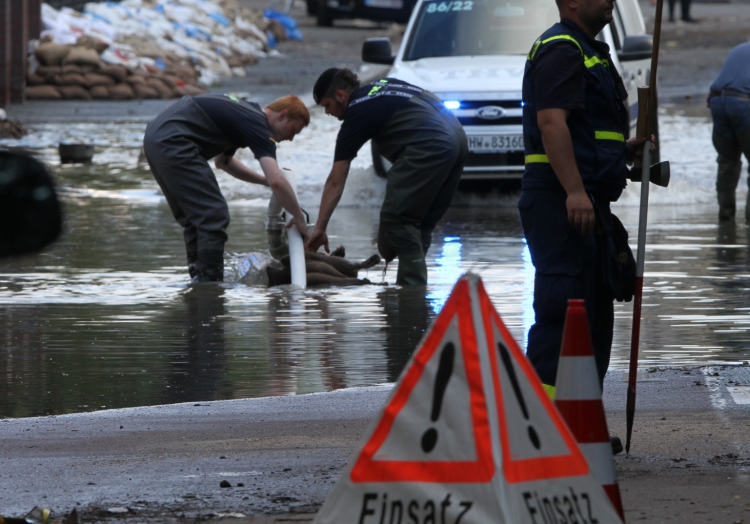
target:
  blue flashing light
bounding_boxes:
[444,100,461,110]
[520,100,526,107]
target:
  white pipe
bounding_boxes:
[280,169,307,288]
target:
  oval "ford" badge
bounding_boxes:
[476,106,506,120]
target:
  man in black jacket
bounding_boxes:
[306,68,467,285]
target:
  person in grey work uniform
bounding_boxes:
[305,68,468,285]
[143,94,310,282]
[708,42,750,222]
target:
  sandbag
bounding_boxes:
[26,85,62,99]
[85,73,115,87]
[125,75,146,85]
[158,75,177,89]
[265,20,287,43]
[35,66,62,80]
[57,85,93,100]
[108,83,134,100]
[61,64,83,75]
[90,85,110,99]
[26,72,46,86]
[35,43,71,66]
[64,46,102,68]
[185,84,208,95]
[0,120,27,139]
[99,65,128,83]
[132,84,159,99]
[53,73,89,87]
[145,78,173,99]
[76,35,109,54]
[169,65,197,82]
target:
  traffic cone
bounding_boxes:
[554,299,626,522]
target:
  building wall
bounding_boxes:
[0,0,42,107]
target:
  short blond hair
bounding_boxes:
[266,95,310,126]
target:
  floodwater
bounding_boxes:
[2,104,750,419]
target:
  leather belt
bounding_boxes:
[710,89,750,99]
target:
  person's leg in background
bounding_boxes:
[680,0,697,22]
[668,0,678,21]
[711,97,743,222]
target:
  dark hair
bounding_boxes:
[313,68,361,103]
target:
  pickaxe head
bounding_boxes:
[629,161,670,187]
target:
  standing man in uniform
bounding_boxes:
[305,68,468,285]
[708,42,750,222]
[519,0,646,399]
[143,94,310,283]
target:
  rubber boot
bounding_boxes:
[191,248,224,283]
[718,192,736,222]
[396,252,427,286]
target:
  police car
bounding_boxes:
[362,0,654,182]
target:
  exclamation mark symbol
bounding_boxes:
[498,342,541,449]
[421,342,455,453]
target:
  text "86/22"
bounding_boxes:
[426,1,474,13]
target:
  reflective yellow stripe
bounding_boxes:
[525,154,550,163]
[584,56,609,68]
[528,34,608,69]
[543,384,556,401]
[595,130,625,141]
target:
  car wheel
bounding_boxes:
[371,141,391,178]
[306,0,318,15]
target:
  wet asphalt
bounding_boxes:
[1,368,750,523]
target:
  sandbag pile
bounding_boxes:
[26,0,303,100]
[27,34,210,100]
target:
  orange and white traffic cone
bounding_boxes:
[554,299,626,522]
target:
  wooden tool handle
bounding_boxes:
[634,86,650,169]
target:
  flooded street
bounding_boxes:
[2,104,749,419]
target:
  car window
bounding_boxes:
[403,0,559,60]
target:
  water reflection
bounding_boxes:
[158,285,228,404]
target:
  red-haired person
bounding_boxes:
[143,94,309,282]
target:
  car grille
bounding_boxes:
[453,99,523,127]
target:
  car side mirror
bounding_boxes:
[0,150,62,257]
[362,38,395,65]
[617,34,653,62]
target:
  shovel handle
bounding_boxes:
[633,86,650,169]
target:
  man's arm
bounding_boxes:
[258,156,308,240]
[305,160,351,253]
[537,108,594,235]
[214,153,268,186]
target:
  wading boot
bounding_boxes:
[396,252,427,286]
[191,249,224,283]
[718,192,736,222]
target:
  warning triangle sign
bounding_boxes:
[314,274,623,524]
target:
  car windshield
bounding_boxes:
[403,0,560,60]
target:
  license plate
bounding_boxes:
[468,134,524,152]
[365,0,403,8]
